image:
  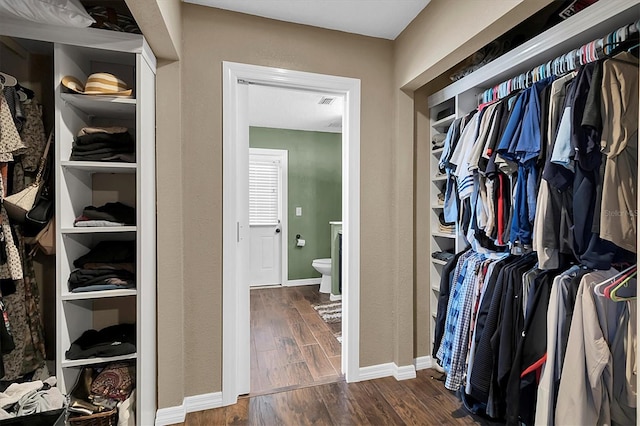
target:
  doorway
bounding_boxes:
[222,62,361,406]
[249,148,287,287]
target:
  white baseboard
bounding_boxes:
[358,362,416,382]
[330,293,342,301]
[414,355,434,371]
[394,364,417,380]
[155,405,186,426]
[285,278,321,286]
[155,392,223,425]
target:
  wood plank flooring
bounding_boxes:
[178,286,501,425]
[180,369,502,425]
[250,286,342,395]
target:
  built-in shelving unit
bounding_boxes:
[53,36,156,426]
[424,0,638,367]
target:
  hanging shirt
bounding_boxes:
[599,52,639,253]
[556,270,637,426]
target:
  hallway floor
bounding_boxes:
[177,285,501,425]
[181,369,501,425]
[250,285,342,395]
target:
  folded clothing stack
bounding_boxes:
[74,202,135,227]
[66,324,136,360]
[431,251,455,262]
[439,212,455,234]
[432,133,446,150]
[70,127,135,162]
[68,240,136,293]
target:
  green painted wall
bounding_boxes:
[250,127,342,280]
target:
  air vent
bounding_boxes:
[318,96,335,105]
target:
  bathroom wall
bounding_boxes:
[250,127,342,281]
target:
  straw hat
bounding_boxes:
[61,73,132,97]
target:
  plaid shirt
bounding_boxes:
[436,251,483,390]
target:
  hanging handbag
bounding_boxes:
[24,185,54,236]
[26,217,55,256]
[3,131,52,223]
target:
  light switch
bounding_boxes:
[296,207,302,216]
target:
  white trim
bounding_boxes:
[330,293,343,301]
[155,405,185,426]
[358,362,417,382]
[155,392,223,426]
[0,16,148,54]
[358,363,395,381]
[394,364,418,381]
[185,392,224,413]
[428,0,638,106]
[414,355,434,371]
[223,62,361,406]
[285,278,322,286]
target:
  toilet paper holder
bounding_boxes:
[295,234,306,247]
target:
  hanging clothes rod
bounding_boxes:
[480,19,640,104]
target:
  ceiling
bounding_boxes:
[249,84,344,133]
[182,0,431,40]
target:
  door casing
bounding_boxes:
[222,61,361,405]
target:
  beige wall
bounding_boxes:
[177,3,395,399]
[126,0,181,60]
[156,59,185,408]
[392,0,554,361]
[146,0,555,409]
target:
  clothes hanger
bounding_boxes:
[593,264,636,296]
[603,267,636,298]
[608,271,637,302]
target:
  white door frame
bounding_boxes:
[222,61,361,405]
[249,147,288,286]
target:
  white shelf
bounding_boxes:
[431,311,437,320]
[61,161,136,173]
[432,175,447,182]
[61,289,137,300]
[53,41,157,426]
[431,283,440,291]
[432,147,444,155]
[428,0,638,106]
[431,204,444,209]
[61,226,137,234]
[431,258,448,266]
[432,114,455,130]
[61,353,137,368]
[61,93,136,119]
[432,231,456,239]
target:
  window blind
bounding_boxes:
[249,159,280,225]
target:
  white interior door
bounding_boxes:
[249,149,287,286]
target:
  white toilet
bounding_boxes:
[312,258,332,294]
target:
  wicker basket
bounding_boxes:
[67,408,118,426]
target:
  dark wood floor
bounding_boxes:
[250,285,342,395]
[178,286,501,425]
[181,369,502,425]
